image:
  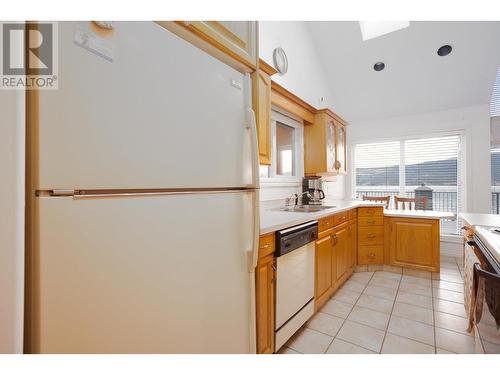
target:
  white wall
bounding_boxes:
[259,21,334,111]
[259,22,346,202]
[0,89,25,353]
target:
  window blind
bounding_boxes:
[354,141,400,205]
[491,147,500,214]
[491,68,500,117]
[404,136,461,234]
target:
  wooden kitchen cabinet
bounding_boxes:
[252,60,277,165]
[255,234,275,354]
[357,206,385,265]
[385,217,440,272]
[180,21,257,69]
[333,222,350,285]
[304,109,348,177]
[157,21,257,73]
[336,122,347,174]
[314,229,335,310]
[348,218,357,272]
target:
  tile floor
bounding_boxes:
[279,256,500,354]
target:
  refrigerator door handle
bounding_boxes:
[244,73,259,189]
[249,190,260,272]
[245,107,259,189]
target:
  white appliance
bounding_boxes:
[28,22,260,353]
[274,222,317,351]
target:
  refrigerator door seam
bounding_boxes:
[38,187,256,198]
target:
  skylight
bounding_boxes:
[359,21,409,41]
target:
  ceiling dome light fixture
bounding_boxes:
[373,62,385,71]
[437,45,453,56]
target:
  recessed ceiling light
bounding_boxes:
[437,45,452,56]
[359,21,409,41]
[373,62,385,71]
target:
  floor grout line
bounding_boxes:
[431,272,437,354]
[323,271,376,353]
[379,272,401,354]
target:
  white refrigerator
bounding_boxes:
[29,22,260,353]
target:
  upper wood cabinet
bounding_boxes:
[336,122,347,174]
[157,21,258,73]
[180,21,257,70]
[304,109,348,177]
[252,60,277,165]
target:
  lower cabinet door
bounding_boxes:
[349,220,357,270]
[255,254,275,354]
[315,234,334,309]
[334,223,349,283]
[388,218,440,272]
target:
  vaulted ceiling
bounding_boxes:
[306,21,500,122]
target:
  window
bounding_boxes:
[276,123,295,176]
[355,141,400,201]
[354,135,463,235]
[260,110,304,181]
[491,67,500,117]
[492,147,500,214]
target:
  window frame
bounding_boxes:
[350,130,467,237]
[260,108,304,185]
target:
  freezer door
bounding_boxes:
[37,22,257,190]
[35,191,257,353]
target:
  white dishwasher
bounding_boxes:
[274,221,317,351]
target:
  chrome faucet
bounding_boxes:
[285,193,298,207]
[285,192,312,207]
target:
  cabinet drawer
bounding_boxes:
[358,216,384,226]
[259,234,275,258]
[318,216,335,232]
[358,207,383,217]
[358,227,384,245]
[348,209,357,220]
[358,245,384,264]
[334,212,349,226]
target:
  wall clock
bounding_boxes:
[273,47,288,75]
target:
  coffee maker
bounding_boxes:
[302,177,326,205]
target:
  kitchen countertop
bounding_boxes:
[460,212,500,228]
[384,209,455,220]
[260,199,454,234]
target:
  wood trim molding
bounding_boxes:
[271,81,316,124]
[259,58,278,76]
[316,108,348,126]
[155,21,255,74]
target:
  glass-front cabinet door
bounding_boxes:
[326,120,336,172]
[336,123,347,174]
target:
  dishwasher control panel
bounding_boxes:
[275,221,318,257]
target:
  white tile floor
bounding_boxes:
[279,256,500,354]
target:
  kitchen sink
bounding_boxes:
[278,205,336,213]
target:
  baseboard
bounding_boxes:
[440,237,462,258]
